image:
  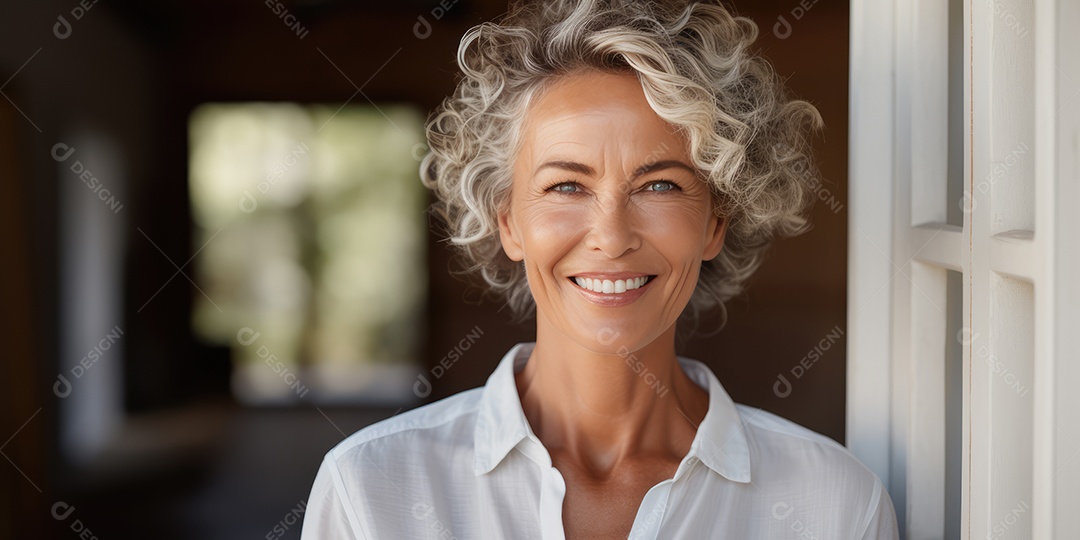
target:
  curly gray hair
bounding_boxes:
[420,0,824,329]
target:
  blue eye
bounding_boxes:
[645,180,679,192]
[546,181,581,194]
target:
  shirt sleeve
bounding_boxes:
[858,479,899,540]
[300,453,359,540]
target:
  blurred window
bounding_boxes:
[188,103,427,405]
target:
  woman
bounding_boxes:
[302,1,898,538]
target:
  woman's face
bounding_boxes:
[498,70,727,353]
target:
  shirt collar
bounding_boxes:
[675,353,753,483]
[473,342,752,484]
[473,342,535,476]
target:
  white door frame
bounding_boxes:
[847,0,1080,538]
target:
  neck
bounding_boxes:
[514,310,708,479]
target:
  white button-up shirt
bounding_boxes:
[301,342,898,539]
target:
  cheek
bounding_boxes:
[515,204,588,268]
[638,201,710,252]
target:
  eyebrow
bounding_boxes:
[533,159,697,180]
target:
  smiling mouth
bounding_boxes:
[567,275,656,294]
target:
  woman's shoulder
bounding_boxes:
[735,403,847,450]
[734,403,884,488]
[734,403,896,537]
[302,387,491,539]
[323,386,486,464]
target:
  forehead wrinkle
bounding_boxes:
[531,116,688,163]
[518,74,694,188]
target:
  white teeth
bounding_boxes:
[572,276,650,294]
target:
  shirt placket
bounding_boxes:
[626,479,673,540]
[520,435,698,540]
[513,435,567,540]
[628,453,700,540]
[539,463,567,540]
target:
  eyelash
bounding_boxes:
[542,180,682,194]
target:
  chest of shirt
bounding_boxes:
[348,451,857,540]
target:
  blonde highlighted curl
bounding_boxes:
[420,0,824,328]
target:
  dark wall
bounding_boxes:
[1,0,848,536]
[84,0,849,439]
[687,2,851,442]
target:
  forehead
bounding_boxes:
[519,71,689,159]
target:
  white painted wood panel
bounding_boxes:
[848,0,1080,537]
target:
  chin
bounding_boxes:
[575,320,659,355]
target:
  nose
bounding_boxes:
[583,190,642,258]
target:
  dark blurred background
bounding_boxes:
[0,1,848,538]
